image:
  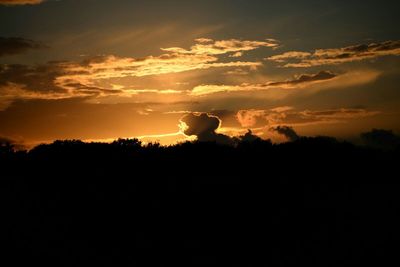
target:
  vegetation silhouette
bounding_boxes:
[1,132,400,266]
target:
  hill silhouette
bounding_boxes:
[1,134,400,266]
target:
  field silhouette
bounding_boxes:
[1,134,400,266]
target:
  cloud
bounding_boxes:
[0,0,44,5]
[179,113,232,144]
[190,71,338,96]
[54,38,274,92]
[0,63,65,92]
[230,52,243,58]
[267,71,337,86]
[0,82,75,110]
[224,68,249,75]
[234,107,380,143]
[0,37,47,57]
[194,38,214,44]
[55,53,261,91]
[271,126,300,141]
[0,60,187,109]
[121,89,183,95]
[268,51,312,62]
[360,129,400,150]
[0,63,98,109]
[0,63,75,109]
[161,38,278,56]
[288,109,381,125]
[0,37,275,108]
[236,109,269,128]
[236,107,380,128]
[267,40,400,67]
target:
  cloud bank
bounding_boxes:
[190,71,338,96]
[0,37,278,108]
[162,38,278,56]
[267,40,400,67]
[55,38,277,91]
[236,107,380,128]
[0,37,47,57]
[55,53,261,91]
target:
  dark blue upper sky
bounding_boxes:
[1,0,400,61]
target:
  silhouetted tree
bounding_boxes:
[1,133,400,267]
[361,128,400,150]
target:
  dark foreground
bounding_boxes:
[1,137,400,266]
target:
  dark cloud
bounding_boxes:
[180,113,233,144]
[191,71,340,96]
[268,71,337,87]
[237,107,380,128]
[0,62,126,110]
[0,63,72,109]
[360,129,400,150]
[0,62,114,95]
[0,37,47,57]
[0,63,64,92]
[267,40,400,67]
[271,126,300,142]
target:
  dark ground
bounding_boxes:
[1,137,400,266]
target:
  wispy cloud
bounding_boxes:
[54,38,278,89]
[267,40,400,67]
[0,82,77,110]
[51,38,276,93]
[190,71,338,96]
[55,53,261,91]
[0,0,44,5]
[268,51,312,62]
[236,107,380,128]
[0,37,281,108]
[0,60,187,109]
[0,37,47,57]
[161,38,278,56]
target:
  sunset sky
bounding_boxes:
[1,0,400,147]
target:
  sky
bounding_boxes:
[1,0,400,147]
